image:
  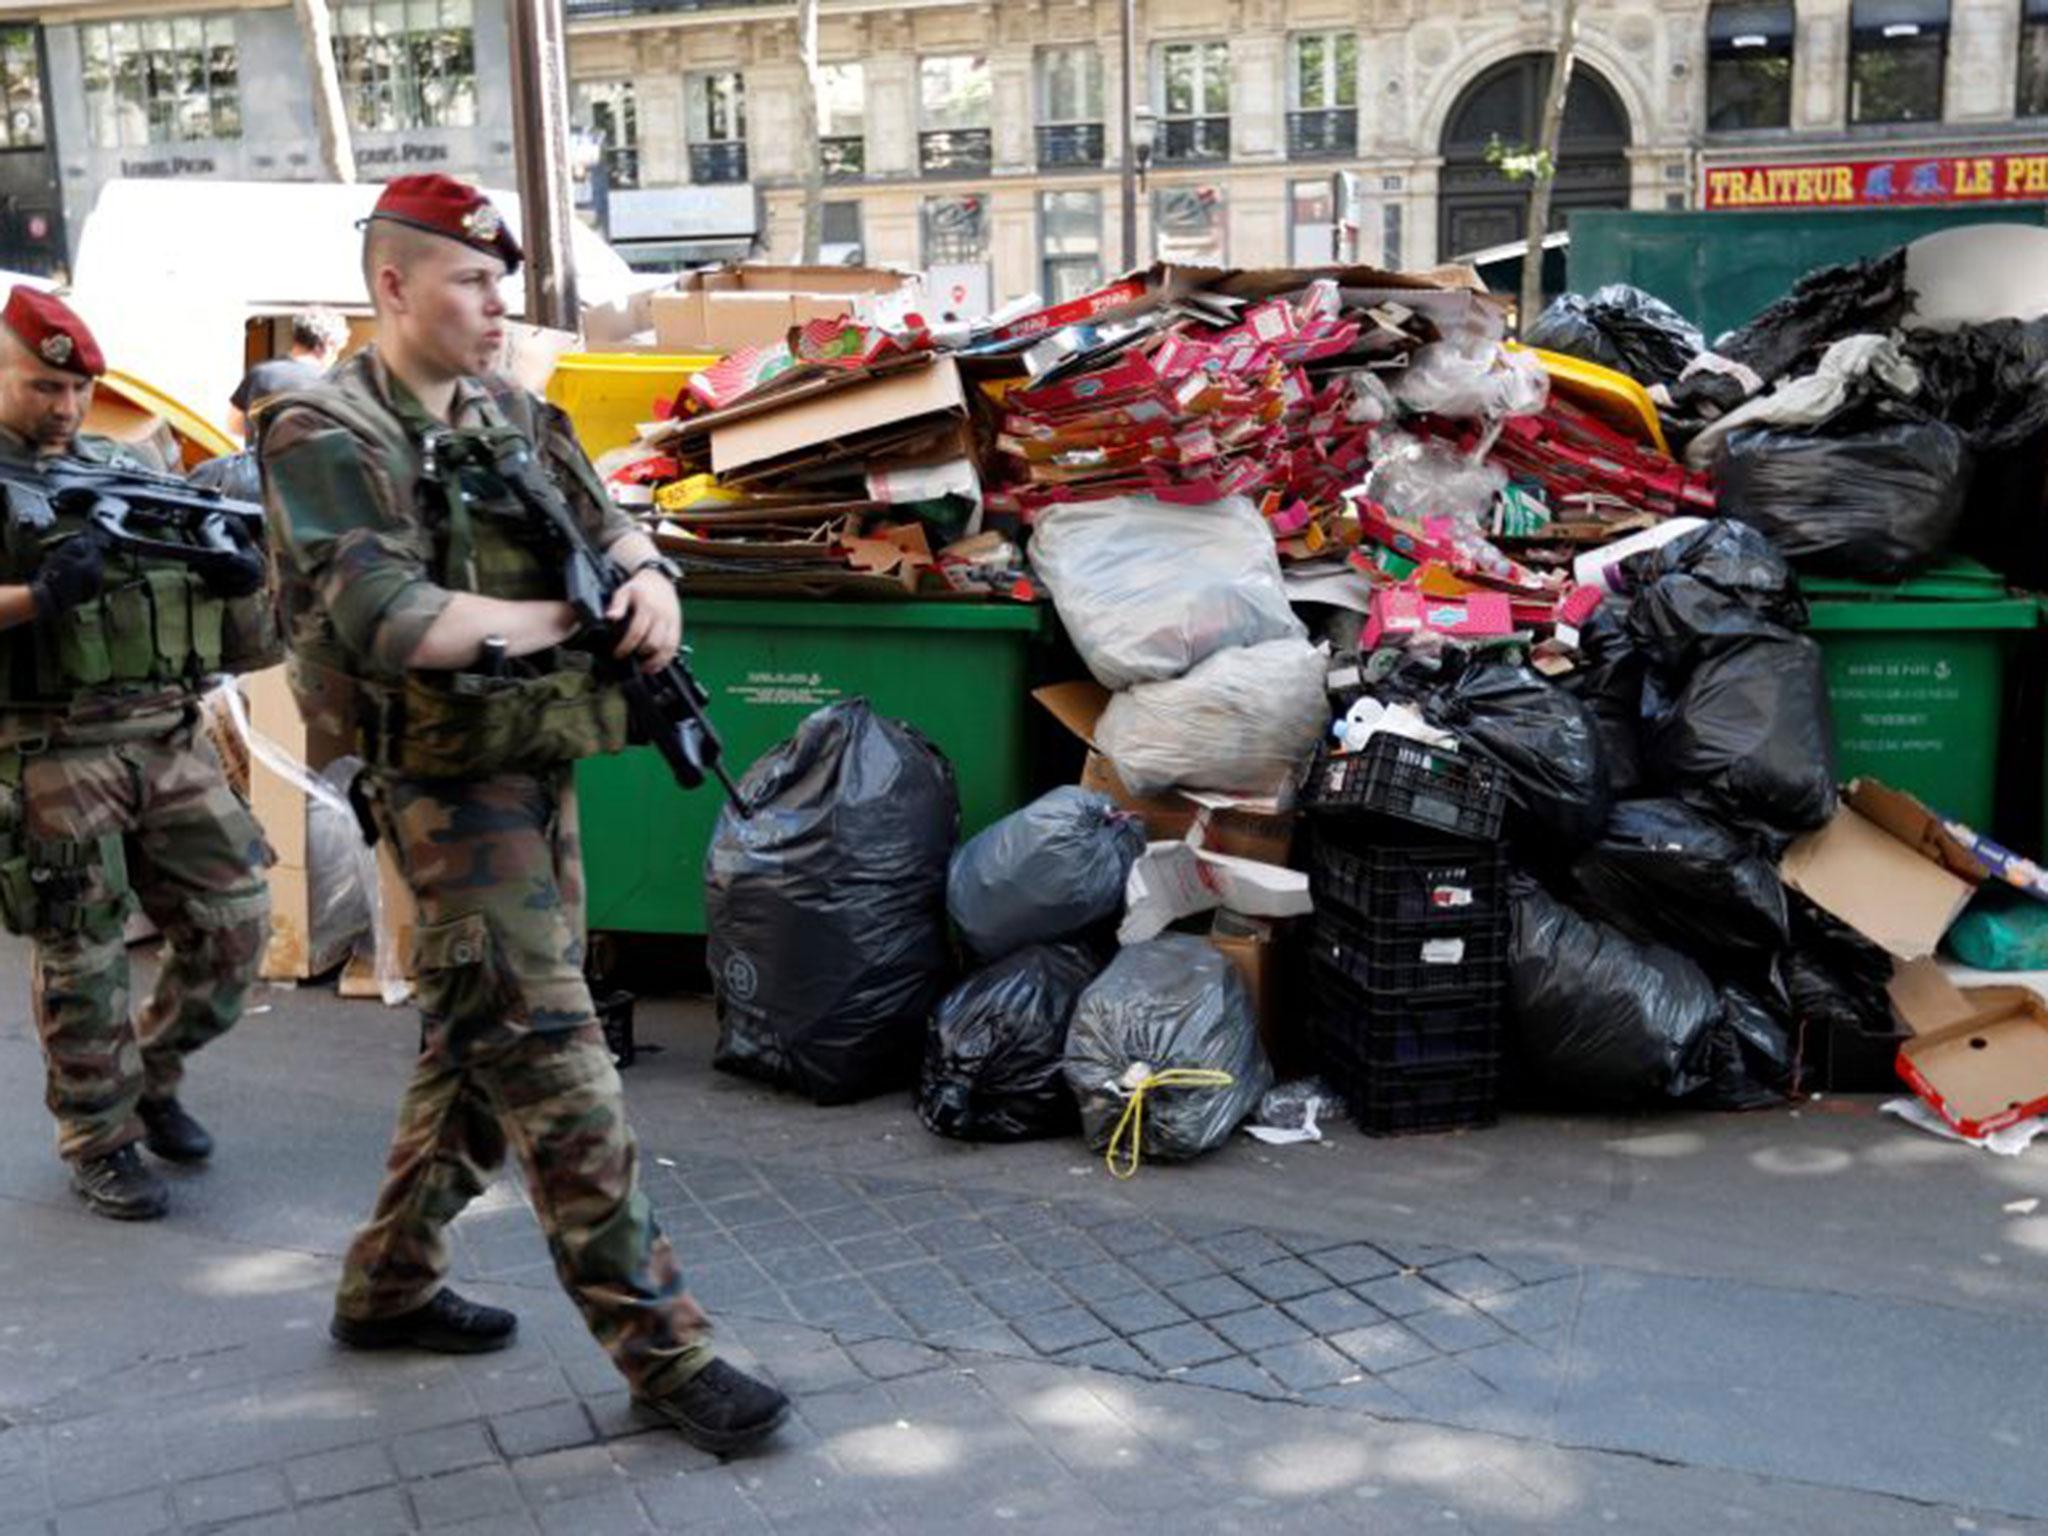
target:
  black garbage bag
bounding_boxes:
[1525,284,1704,388]
[1638,631,1837,836]
[1064,935,1273,1163]
[707,699,960,1104]
[947,787,1146,963]
[1570,798,1791,992]
[1508,877,1718,1105]
[1905,317,2048,586]
[1783,892,1906,1091]
[1692,986,1800,1108]
[1717,421,1972,581]
[1623,518,1808,639]
[1562,603,1647,798]
[1423,660,1610,853]
[918,942,1104,1142]
[188,449,262,502]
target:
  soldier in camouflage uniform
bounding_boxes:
[260,175,787,1455]
[0,287,274,1222]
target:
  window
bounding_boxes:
[1849,0,1948,124]
[333,0,475,134]
[820,62,865,179]
[922,194,988,265]
[687,70,746,183]
[2022,0,2048,116]
[1038,46,1104,168]
[574,79,638,188]
[822,199,864,264]
[1041,190,1102,302]
[1289,178,1335,265]
[81,15,239,147]
[1706,1,1793,130]
[920,54,991,175]
[1154,183,1226,263]
[1158,41,1230,163]
[1381,203,1402,271]
[0,28,42,148]
[1288,32,1357,157]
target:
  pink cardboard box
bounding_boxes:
[1363,586,1516,650]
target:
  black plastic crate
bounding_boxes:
[1300,735,1505,843]
[1308,835,1507,925]
[1335,1058,1501,1137]
[1305,965,1503,1070]
[1307,904,1508,1000]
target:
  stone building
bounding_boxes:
[565,0,2048,301]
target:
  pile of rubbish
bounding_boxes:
[678,240,2048,1161]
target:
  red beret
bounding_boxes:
[365,174,523,275]
[4,287,104,378]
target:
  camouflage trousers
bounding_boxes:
[335,769,713,1399]
[0,710,272,1163]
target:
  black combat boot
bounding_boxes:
[139,1097,214,1163]
[639,1359,791,1455]
[71,1145,170,1221]
[331,1289,519,1354]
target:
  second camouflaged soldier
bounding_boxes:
[0,287,275,1221]
[260,175,788,1456]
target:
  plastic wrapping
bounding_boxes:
[1682,333,1921,469]
[187,449,262,502]
[1508,877,1717,1106]
[1064,935,1273,1163]
[918,942,1103,1142]
[306,756,371,976]
[1029,493,1306,690]
[707,700,960,1104]
[1570,798,1790,995]
[1946,889,2048,972]
[1094,638,1330,798]
[1393,340,1550,420]
[1717,421,1971,581]
[1423,660,1611,852]
[1362,432,1507,527]
[946,787,1145,963]
[1525,285,1704,387]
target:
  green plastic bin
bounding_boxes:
[1803,558,2037,831]
[577,599,1047,935]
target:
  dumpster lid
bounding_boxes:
[1802,555,2009,601]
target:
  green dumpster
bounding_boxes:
[577,599,1047,935]
[1803,558,2037,831]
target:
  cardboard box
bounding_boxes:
[1037,681,1298,865]
[1890,967,2048,1138]
[1209,920,1308,1078]
[710,356,967,480]
[652,264,921,353]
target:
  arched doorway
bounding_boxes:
[1438,56,1632,260]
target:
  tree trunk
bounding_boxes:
[1520,0,1581,331]
[292,0,355,183]
[795,0,824,263]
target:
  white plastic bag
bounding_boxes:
[1094,638,1329,798]
[1029,494,1305,690]
[1394,340,1549,420]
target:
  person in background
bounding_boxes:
[226,308,349,440]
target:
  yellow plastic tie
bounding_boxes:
[1104,1067,1237,1181]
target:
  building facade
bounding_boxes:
[563,0,2048,304]
[2,0,520,275]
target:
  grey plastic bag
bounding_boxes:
[1029,493,1306,690]
[947,787,1145,963]
[306,756,370,976]
[1094,638,1329,798]
[1064,935,1273,1163]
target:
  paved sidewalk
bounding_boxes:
[4,939,2048,1534]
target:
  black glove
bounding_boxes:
[192,513,268,600]
[29,529,107,619]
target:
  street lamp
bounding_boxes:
[1132,105,1157,186]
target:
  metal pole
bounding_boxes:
[505,0,579,329]
[1120,0,1137,269]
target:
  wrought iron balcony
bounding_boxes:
[822,135,864,181]
[689,140,748,184]
[565,0,778,17]
[919,127,993,177]
[1287,108,1357,159]
[1036,122,1105,169]
[1159,116,1230,163]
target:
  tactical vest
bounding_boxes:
[275,366,628,780]
[0,438,280,712]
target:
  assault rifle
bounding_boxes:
[426,427,750,816]
[0,453,268,595]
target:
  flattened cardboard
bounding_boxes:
[709,357,965,478]
[1780,779,1985,962]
